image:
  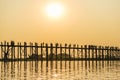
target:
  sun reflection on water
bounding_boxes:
[0,61,120,80]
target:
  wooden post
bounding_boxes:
[114,47,116,59]
[35,43,38,60]
[17,42,19,59]
[102,46,104,60]
[117,47,120,59]
[68,44,71,60]
[64,44,67,68]
[105,46,107,60]
[104,46,107,59]
[31,43,33,60]
[13,42,15,60]
[98,46,101,60]
[109,47,112,60]
[60,44,64,69]
[55,43,58,61]
[46,43,49,68]
[113,47,115,59]
[4,41,7,59]
[106,46,109,60]
[41,43,43,60]
[11,41,14,60]
[95,46,97,60]
[77,45,79,60]
[115,47,118,59]
[46,43,48,61]
[91,45,94,60]
[81,45,83,60]
[60,44,62,61]
[24,42,27,60]
[110,47,112,60]
[68,43,71,68]
[84,45,87,60]
[73,44,76,60]
[88,45,90,60]
[108,47,111,60]
[1,42,3,59]
[50,43,53,60]
[111,47,114,59]
[30,42,32,57]
[20,43,22,60]
[110,47,113,59]
[6,42,9,59]
[65,43,67,60]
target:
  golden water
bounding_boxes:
[0,61,120,80]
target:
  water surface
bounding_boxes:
[0,61,120,80]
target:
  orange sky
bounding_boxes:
[0,0,120,47]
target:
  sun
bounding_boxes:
[46,3,63,18]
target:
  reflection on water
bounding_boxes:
[0,61,120,80]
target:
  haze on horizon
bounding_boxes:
[0,0,120,47]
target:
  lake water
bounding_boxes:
[0,61,120,80]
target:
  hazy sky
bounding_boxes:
[0,0,120,46]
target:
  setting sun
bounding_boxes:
[46,3,63,18]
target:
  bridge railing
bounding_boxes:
[0,41,120,61]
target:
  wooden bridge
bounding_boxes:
[0,41,120,61]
